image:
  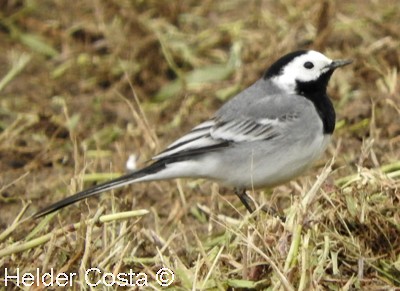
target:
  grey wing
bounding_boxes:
[153,95,303,161]
[209,117,282,142]
[152,120,225,160]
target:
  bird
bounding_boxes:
[34,50,352,218]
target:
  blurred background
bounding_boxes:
[0,0,399,289]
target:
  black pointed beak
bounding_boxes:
[329,59,353,70]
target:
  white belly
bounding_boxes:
[202,133,331,188]
[136,134,331,190]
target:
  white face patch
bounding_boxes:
[271,51,333,93]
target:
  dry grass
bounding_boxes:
[0,0,399,289]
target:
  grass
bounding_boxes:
[0,0,399,289]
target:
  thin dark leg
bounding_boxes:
[234,188,282,219]
[234,188,255,213]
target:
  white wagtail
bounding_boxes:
[34,50,352,218]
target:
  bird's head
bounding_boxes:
[264,50,352,95]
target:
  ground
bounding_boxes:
[0,0,399,290]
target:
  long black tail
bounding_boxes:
[33,161,166,218]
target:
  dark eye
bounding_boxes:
[304,61,314,69]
